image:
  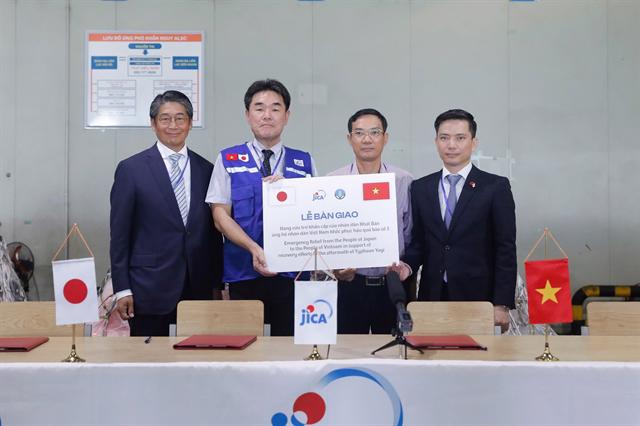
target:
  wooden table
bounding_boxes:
[1,334,639,362]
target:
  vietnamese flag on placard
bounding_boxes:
[226,153,238,161]
[362,182,390,200]
[52,257,99,325]
[525,258,573,324]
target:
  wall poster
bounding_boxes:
[86,32,203,128]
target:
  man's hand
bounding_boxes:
[493,305,510,333]
[250,246,277,277]
[334,268,356,282]
[387,261,411,281]
[263,175,283,184]
[213,203,278,277]
[116,296,134,320]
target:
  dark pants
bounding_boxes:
[337,274,396,335]
[228,275,294,336]
[128,272,205,337]
[129,310,177,336]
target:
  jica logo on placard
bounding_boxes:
[299,299,333,326]
[312,190,326,201]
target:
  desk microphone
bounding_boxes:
[371,271,422,357]
[386,271,413,333]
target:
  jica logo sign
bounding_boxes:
[299,299,333,326]
[312,190,326,201]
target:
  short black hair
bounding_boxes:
[348,108,388,133]
[244,79,291,111]
[149,90,193,120]
[434,109,477,138]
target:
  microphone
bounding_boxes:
[386,271,413,333]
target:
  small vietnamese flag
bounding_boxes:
[226,153,238,161]
[362,182,390,200]
[525,258,573,324]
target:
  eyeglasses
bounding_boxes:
[157,114,188,126]
[351,128,384,139]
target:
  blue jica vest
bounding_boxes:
[220,143,313,282]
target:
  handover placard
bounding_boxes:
[263,173,399,272]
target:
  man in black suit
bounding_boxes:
[392,109,516,331]
[110,90,223,336]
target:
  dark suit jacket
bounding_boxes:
[403,165,516,307]
[110,145,223,315]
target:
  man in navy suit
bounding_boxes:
[110,90,223,336]
[393,109,516,331]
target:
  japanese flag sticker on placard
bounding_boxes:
[270,186,296,206]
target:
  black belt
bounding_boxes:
[357,274,386,287]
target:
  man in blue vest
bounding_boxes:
[206,79,316,336]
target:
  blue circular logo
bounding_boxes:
[334,189,346,200]
[271,367,403,425]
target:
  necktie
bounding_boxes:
[169,153,188,225]
[262,149,274,176]
[444,174,461,229]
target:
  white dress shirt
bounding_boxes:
[438,161,473,220]
[157,141,191,209]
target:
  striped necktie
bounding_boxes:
[169,153,188,225]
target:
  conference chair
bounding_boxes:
[175,300,264,336]
[406,301,495,335]
[586,301,640,336]
[0,301,86,337]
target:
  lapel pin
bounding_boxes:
[469,181,476,188]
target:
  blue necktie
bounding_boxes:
[445,174,461,229]
[443,174,462,283]
[169,153,188,225]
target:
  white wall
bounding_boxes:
[0,0,638,300]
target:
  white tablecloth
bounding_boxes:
[1,359,639,425]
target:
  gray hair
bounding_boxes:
[149,90,193,120]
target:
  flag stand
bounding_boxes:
[53,223,94,363]
[525,228,567,362]
[62,324,85,363]
[295,248,336,361]
[535,324,559,362]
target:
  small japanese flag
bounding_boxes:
[52,258,99,325]
[269,186,296,206]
